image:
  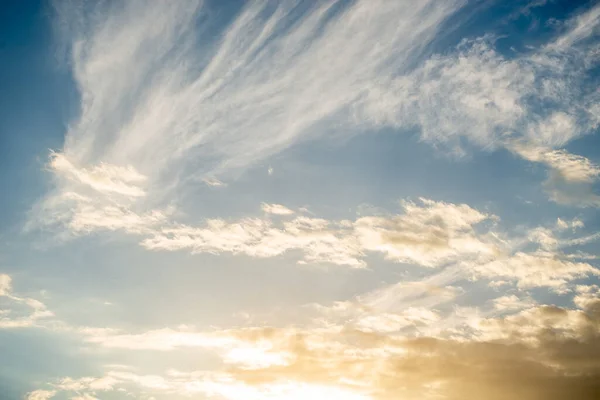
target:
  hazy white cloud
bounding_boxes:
[84,326,238,351]
[25,390,56,400]
[0,273,11,296]
[29,189,169,240]
[55,376,118,392]
[0,274,54,329]
[491,294,536,312]
[83,326,294,370]
[556,217,584,230]
[51,0,462,196]
[358,4,600,204]
[37,1,600,247]
[28,184,600,286]
[141,214,365,267]
[261,203,294,215]
[467,250,599,291]
[573,284,600,311]
[49,152,147,198]
[549,3,600,50]
[512,144,600,206]
[37,296,600,400]
[141,198,504,268]
[474,304,599,344]
[515,146,600,183]
[355,198,501,267]
[310,273,461,335]
[202,177,227,187]
[70,395,99,400]
[40,369,371,400]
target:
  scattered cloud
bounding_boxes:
[141,198,502,269]
[574,284,600,311]
[27,190,600,288]
[467,250,599,292]
[25,390,57,400]
[355,198,500,267]
[0,274,54,329]
[202,177,227,187]
[261,203,294,216]
[492,294,536,312]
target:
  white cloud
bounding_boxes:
[140,198,503,268]
[467,250,599,291]
[202,177,226,187]
[355,198,501,267]
[359,270,464,313]
[515,147,600,183]
[37,1,600,246]
[512,144,600,206]
[27,184,600,284]
[26,390,56,400]
[141,215,365,267]
[473,305,598,344]
[491,294,536,312]
[83,327,294,370]
[70,395,99,400]
[0,273,11,296]
[358,5,600,203]
[40,369,372,400]
[261,203,294,216]
[52,0,462,193]
[28,189,169,240]
[35,295,600,400]
[49,152,147,198]
[573,284,600,311]
[548,4,600,50]
[84,327,237,351]
[0,274,54,329]
[39,197,498,268]
[56,376,118,392]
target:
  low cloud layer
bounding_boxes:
[26,292,600,400]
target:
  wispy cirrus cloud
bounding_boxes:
[52,0,463,190]
[34,1,600,250]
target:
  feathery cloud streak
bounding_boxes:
[37,1,600,247]
[48,1,599,205]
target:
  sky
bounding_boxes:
[1,0,600,399]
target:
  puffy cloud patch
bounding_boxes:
[25,390,57,400]
[261,203,294,216]
[468,251,599,292]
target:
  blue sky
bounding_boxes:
[1,1,600,399]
